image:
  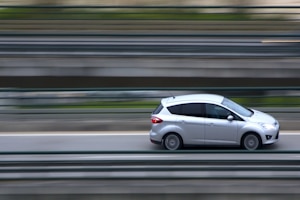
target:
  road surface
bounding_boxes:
[0,131,298,152]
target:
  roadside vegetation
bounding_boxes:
[19,96,300,109]
[0,7,281,20]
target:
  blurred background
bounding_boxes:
[0,1,300,200]
[2,0,300,6]
[0,0,299,131]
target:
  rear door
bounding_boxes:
[168,103,205,144]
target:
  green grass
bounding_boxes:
[231,97,300,107]
[0,8,53,19]
[19,96,300,109]
[20,100,160,109]
[0,8,272,20]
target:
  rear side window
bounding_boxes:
[167,104,181,115]
[168,103,204,117]
[152,104,163,114]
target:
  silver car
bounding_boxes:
[149,94,280,150]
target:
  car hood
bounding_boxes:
[247,109,277,124]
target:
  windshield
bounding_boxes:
[222,98,253,117]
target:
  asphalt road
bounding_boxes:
[0,36,299,57]
[1,131,300,197]
[0,131,298,152]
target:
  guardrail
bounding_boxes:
[1,151,300,200]
[1,150,300,180]
[1,35,300,58]
[0,87,298,108]
[0,87,298,130]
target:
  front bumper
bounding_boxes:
[263,128,280,145]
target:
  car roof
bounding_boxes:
[162,94,224,106]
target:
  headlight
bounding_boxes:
[260,123,275,130]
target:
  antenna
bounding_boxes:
[169,91,175,99]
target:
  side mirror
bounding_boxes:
[227,115,234,121]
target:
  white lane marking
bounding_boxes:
[0,131,298,137]
[82,155,171,159]
[0,131,149,137]
[262,40,300,43]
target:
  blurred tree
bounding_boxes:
[31,0,61,5]
[230,0,249,14]
[30,0,63,18]
[231,0,249,6]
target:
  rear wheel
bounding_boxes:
[163,133,182,150]
[242,133,262,150]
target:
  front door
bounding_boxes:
[204,104,238,145]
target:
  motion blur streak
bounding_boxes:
[0,1,299,200]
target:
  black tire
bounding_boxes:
[163,133,182,150]
[241,133,262,150]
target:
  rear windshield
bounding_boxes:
[152,104,163,114]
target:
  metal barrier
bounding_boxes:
[0,150,300,180]
[1,151,300,199]
[0,87,298,108]
[1,5,299,57]
[0,87,298,131]
[1,35,300,57]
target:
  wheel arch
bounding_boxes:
[163,132,184,143]
[240,131,263,149]
[162,132,184,148]
[159,125,185,142]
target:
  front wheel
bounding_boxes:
[242,133,262,150]
[163,133,182,150]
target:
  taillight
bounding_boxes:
[151,117,163,124]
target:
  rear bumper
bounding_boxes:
[150,139,161,145]
[149,130,163,145]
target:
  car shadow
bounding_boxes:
[150,144,280,151]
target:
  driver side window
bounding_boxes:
[205,104,231,120]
